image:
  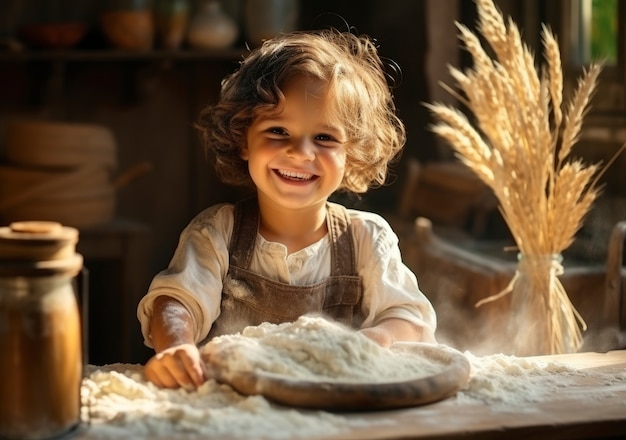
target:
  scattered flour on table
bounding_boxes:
[82,316,626,437]
[456,352,626,411]
[82,363,381,440]
[202,315,444,382]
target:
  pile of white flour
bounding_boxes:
[202,315,444,382]
[82,316,626,439]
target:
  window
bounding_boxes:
[560,0,625,112]
[569,0,619,65]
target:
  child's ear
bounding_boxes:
[240,146,249,160]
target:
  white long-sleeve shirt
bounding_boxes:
[137,203,437,347]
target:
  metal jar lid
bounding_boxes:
[0,221,83,277]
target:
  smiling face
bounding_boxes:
[242,76,347,212]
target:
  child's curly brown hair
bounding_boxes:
[196,28,406,194]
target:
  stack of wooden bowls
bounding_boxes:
[0,120,118,228]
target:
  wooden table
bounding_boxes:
[74,350,626,440]
[321,350,626,440]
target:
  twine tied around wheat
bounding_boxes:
[477,253,584,355]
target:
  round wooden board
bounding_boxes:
[204,342,471,411]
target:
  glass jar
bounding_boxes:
[508,252,583,356]
[0,221,83,440]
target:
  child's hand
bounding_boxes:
[360,327,394,347]
[144,343,206,390]
[360,318,436,348]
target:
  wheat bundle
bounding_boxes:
[426,0,613,355]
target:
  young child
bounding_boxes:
[137,29,437,390]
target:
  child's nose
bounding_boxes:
[287,138,315,160]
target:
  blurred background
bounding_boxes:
[1,0,624,363]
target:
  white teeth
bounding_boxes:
[277,169,313,180]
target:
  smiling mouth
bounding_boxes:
[275,169,317,181]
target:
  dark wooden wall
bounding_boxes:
[0,0,437,363]
[1,0,624,363]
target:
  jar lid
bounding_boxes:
[0,221,82,277]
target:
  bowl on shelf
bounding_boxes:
[100,10,154,51]
[17,22,88,50]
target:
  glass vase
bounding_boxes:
[508,253,584,356]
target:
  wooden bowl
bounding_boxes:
[17,22,88,50]
[100,10,154,51]
[0,165,115,228]
[203,342,471,411]
[5,120,117,170]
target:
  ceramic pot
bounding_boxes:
[187,0,238,50]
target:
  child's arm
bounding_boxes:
[360,318,437,348]
[143,295,206,390]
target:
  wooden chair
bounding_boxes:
[396,158,499,239]
[604,221,626,332]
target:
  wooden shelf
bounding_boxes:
[0,46,247,105]
[0,47,248,63]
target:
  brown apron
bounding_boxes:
[208,198,364,338]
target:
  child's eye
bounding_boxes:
[315,133,342,146]
[315,133,339,142]
[268,127,287,136]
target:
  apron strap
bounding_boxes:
[228,197,259,269]
[326,202,357,276]
[229,198,356,276]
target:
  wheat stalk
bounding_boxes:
[427,0,607,355]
